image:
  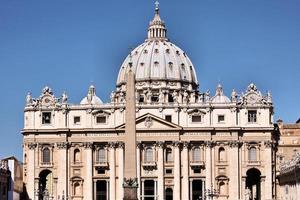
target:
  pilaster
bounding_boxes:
[27,143,36,200]
[56,142,68,199]
[173,141,181,200]
[83,142,93,200]
[182,142,189,200]
[157,141,164,200]
[109,142,116,200]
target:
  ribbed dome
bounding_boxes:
[117,40,198,86]
[116,2,198,90]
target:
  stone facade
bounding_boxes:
[22,2,277,200]
[0,159,10,200]
[276,120,300,199]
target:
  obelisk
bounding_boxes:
[123,59,138,200]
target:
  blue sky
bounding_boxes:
[0,0,299,160]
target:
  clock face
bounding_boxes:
[247,94,258,104]
[42,95,53,106]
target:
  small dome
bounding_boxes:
[80,85,103,105]
[211,84,230,103]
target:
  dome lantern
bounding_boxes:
[147,1,167,41]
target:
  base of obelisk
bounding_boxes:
[123,187,138,200]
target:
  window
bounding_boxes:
[151,95,159,102]
[145,147,153,162]
[42,112,51,124]
[219,181,226,195]
[249,147,257,161]
[193,169,201,174]
[192,115,202,123]
[42,147,50,163]
[193,147,201,162]
[74,116,81,125]
[97,169,106,174]
[218,147,226,161]
[166,148,173,162]
[248,110,257,123]
[74,182,81,196]
[139,96,144,103]
[74,149,80,163]
[168,94,174,103]
[96,116,106,124]
[165,169,172,174]
[165,115,172,122]
[98,148,106,163]
[218,115,225,123]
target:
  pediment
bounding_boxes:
[116,113,182,130]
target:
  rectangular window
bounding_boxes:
[74,116,81,125]
[218,115,225,123]
[165,169,172,174]
[151,96,159,102]
[42,112,51,124]
[193,169,201,174]
[192,115,202,123]
[165,115,172,122]
[139,96,144,103]
[248,110,257,123]
[97,169,106,174]
[96,116,106,124]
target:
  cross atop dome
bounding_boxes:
[147,0,167,41]
[155,0,159,13]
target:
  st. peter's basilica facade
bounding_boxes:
[22,2,276,200]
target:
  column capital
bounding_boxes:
[182,141,190,148]
[83,142,93,149]
[205,141,214,148]
[229,141,240,148]
[136,142,142,149]
[28,143,37,150]
[56,142,69,149]
[264,140,273,148]
[156,141,165,148]
[108,142,117,149]
[118,142,125,149]
[172,141,182,148]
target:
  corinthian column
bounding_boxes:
[118,142,124,200]
[137,142,141,199]
[157,142,164,200]
[205,141,212,193]
[182,142,189,200]
[84,142,93,200]
[264,141,273,200]
[57,142,68,198]
[229,141,239,200]
[173,141,181,200]
[27,143,36,200]
[109,142,116,200]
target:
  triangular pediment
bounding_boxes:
[116,113,182,130]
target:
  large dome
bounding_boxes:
[116,3,198,92]
[117,40,198,87]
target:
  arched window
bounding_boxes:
[219,181,226,195]
[218,147,226,161]
[98,148,106,163]
[166,148,173,163]
[42,147,50,163]
[74,149,80,163]
[193,147,201,162]
[145,147,153,162]
[249,147,257,161]
[74,182,81,196]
